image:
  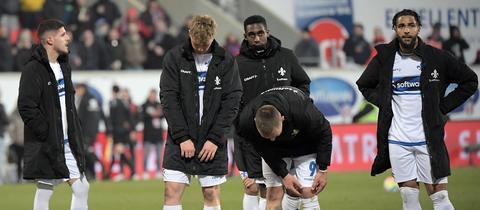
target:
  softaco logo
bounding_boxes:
[309,18,348,68]
[310,77,357,117]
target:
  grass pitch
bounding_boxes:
[1,167,479,209]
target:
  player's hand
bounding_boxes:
[282,174,302,197]
[198,140,218,162]
[180,140,195,158]
[242,177,256,188]
[311,171,327,194]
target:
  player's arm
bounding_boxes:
[288,50,311,95]
[440,52,478,114]
[307,103,332,171]
[159,51,191,144]
[356,55,381,106]
[205,58,242,147]
[17,67,48,141]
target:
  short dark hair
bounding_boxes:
[255,105,281,137]
[37,19,66,38]
[112,85,120,93]
[392,9,422,29]
[244,15,267,31]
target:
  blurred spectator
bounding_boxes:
[75,83,103,180]
[426,22,444,49]
[473,49,480,66]
[68,0,94,41]
[19,0,45,29]
[13,29,33,71]
[372,26,386,45]
[343,23,371,65]
[42,0,67,22]
[223,33,240,56]
[77,29,106,70]
[7,107,24,183]
[140,89,164,179]
[175,15,193,44]
[94,18,110,40]
[443,25,470,63]
[109,85,135,180]
[119,7,150,39]
[103,28,123,70]
[0,90,9,183]
[66,30,82,70]
[294,29,320,67]
[0,0,20,37]
[90,0,121,26]
[121,22,146,70]
[140,0,171,31]
[144,20,176,69]
[0,23,14,71]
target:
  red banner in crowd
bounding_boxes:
[328,121,480,172]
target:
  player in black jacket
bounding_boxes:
[235,15,311,210]
[237,86,332,210]
[160,15,242,210]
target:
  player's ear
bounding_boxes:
[243,33,247,40]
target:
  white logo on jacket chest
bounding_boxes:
[278,67,286,76]
[180,69,192,74]
[429,69,440,82]
[244,74,258,82]
[214,76,222,90]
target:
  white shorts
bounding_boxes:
[389,143,448,184]
[163,169,226,187]
[239,171,265,184]
[262,154,317,188]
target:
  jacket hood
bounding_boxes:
[29,44,69,65]
[181,38,226,61]
[240,35,282,59]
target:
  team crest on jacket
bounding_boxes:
[214,76,222,90]
[429,69,440,82]
[278,67,286,76]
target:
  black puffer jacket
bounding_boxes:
[18,44,86,179]
[356,38,478,178]
[160,40,242,175]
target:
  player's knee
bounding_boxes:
[164,184,183,204]
[266,187,283,201]
[245,184,259,195]
[71,179,90,198]
[202,186,220,203]
[300,187,315,199]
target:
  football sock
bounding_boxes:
[70,176,90,210]
[34,188,53,210]
[282,194,301,210]
[302,196,320,210]
[258,197,267,210]
[163,205,182,210]
[203,205,221,210]
[430,190,454,210]
[243,194,259,210]
[399,187,422,210]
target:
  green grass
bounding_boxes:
[1,167,479,209]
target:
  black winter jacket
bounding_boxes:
[356,38,478,178]
[18,44,86,179]
[237,36,311,108]
[160,40,242,175]
[237,86,332,178]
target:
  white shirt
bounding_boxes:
[193,53,213,124]
[50,62,69,141]
[388,52,426,144]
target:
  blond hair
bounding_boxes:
[189,15,217,45]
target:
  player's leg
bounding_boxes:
[199,175,227,210]
[293,154,319,210]
[163,169,190,210]
[416,145,454,210]
[258,182,267,210]
[262,158,291,210]
[65,142,89,210]
[235,136,260,210]
[34,180,58,210]
[389,143,422,210]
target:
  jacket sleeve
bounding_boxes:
[17,67,49,141]
[307,103,332,170]
[356,55,381,106]
[254,139,289,178]
[440,52,478,114]
[160,51,191,144]
[206,59,243,146]
[288,50,311,95]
